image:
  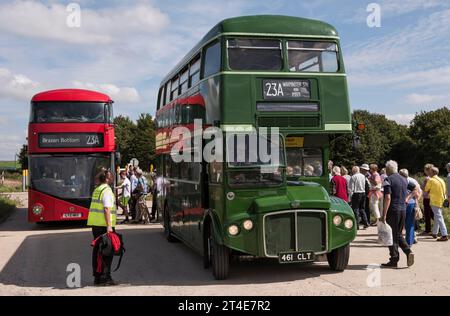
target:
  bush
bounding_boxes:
[0,195,16,222]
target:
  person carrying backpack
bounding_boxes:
[87,170,119,286]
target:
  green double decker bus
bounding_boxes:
[155,15,356,280]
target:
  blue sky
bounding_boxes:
[0,0,449,160]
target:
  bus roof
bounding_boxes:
[31,89,112,103]
[161,15,339,85]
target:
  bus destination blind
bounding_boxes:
[263,79,311,99]
[39,133,104,148]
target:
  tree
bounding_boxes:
[330,110,411,170]
[18,144,28,170]
[409,107,450,173]
[131,114,156,171]
[114,114,156,171]
[114,115,137,165]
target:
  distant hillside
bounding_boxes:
[0,161,18,170]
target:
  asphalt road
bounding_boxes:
[1,192,449,296]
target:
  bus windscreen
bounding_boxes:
[29,154,111,199]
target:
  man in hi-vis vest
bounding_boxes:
[87,170,118,286]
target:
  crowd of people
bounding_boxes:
[115,165,159,225]
[330,160,450,268]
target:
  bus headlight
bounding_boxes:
[32,205,43,216]
[333,215,343,227]
[344,219,354,230]
[243,220,254,231]
[228,225,239,236]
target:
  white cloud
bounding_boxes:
[0,134,23,160]
[0,1,170,45]
[348,66,450,88]
[386,114,416,126]
[346,9,450,92]
[72,81,140,103]
[379,0,447,17]
[0,68,40,101]
[347,9,450,72]
[406,93,450,105]
[349,0,449,22]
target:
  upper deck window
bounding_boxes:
[189,57,201,87]
[180,68,189,95]
[288,41,339,73]
[227,38,282,71]
[31,102,110,123]
[203,41,221,78]
[170,76,179,101]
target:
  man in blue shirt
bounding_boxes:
[381,160,416,268]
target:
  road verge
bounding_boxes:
[0,194,16,223]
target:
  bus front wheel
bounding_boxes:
[327,244,350,272]
[207,224,230,280]
[164,206,177,243]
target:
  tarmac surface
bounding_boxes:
[0,192,449,296]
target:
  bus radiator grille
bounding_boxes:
[264,211,327,257]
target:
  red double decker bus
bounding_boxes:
[28,89,116,223]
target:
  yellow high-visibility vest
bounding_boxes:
[87,184,117,227]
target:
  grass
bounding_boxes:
[0,161,18,169]
[0,185,22,193]
[0,195,16,223]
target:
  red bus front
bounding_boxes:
[27,89,116,223]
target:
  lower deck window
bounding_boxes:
[286,148,323,177]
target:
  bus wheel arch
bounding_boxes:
[203,211,230,280]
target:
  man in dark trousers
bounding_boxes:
[381,160,415,268]
[87,170,118,286]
